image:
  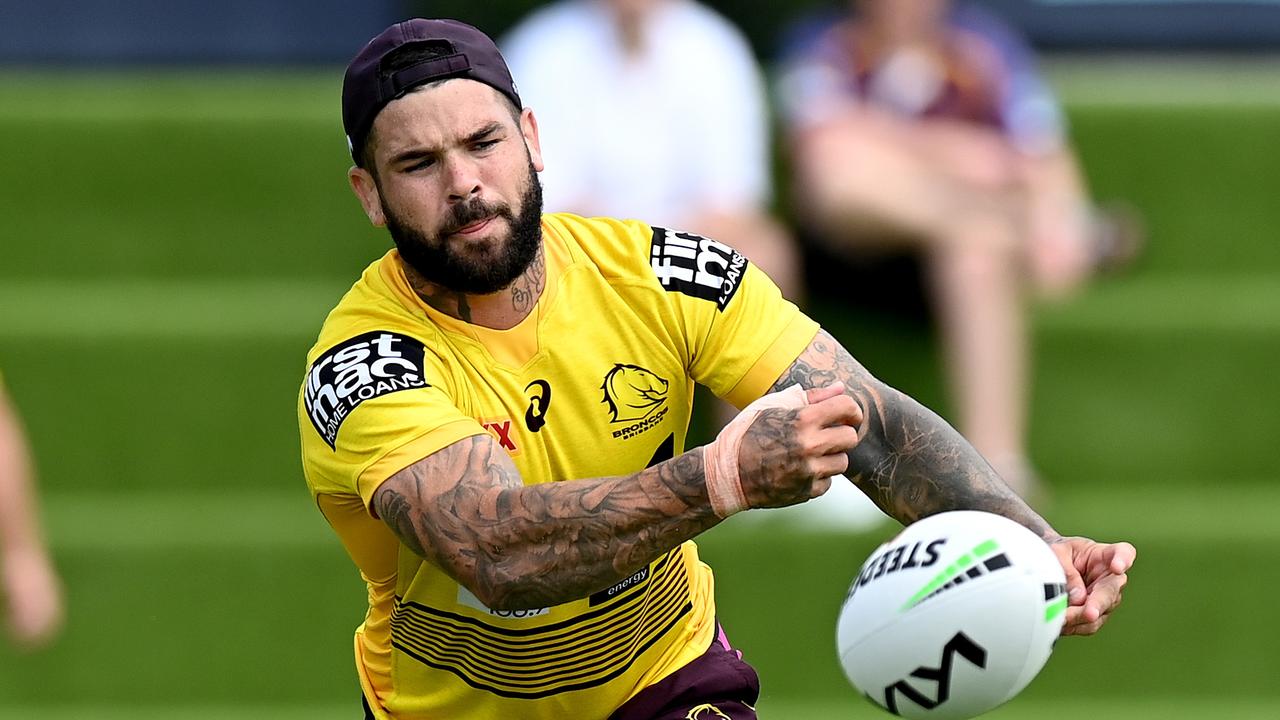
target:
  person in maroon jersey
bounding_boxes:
[779,0,1140,502]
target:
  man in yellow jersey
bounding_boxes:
[299,19,1136,720]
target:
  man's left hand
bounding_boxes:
[1048,537,1136,637]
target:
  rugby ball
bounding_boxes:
[836,511,1067,719]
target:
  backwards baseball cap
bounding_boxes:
[341,18,522,167]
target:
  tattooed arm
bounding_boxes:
[771,329,1139,636]
[771,329,1056,539]
[372,434,719,611]
[370,379,857,611]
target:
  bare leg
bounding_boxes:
[924,211,1035,498]
[792,116,1043,499]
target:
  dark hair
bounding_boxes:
[360,41,522,172]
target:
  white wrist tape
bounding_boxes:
[703,384,810,518]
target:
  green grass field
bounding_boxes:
[1,62,1278,717]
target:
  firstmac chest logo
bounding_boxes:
[305,331,428,448]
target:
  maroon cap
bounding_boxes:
[341,18,522,166]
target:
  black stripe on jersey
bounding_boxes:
[391,559,684,669]
[389,552,692,696]
[392,567,688,686]
[646,433,675,467]
[393,602,693,700]
[393,549,677,640]
[390,551,685,665]
[589,565,651,608]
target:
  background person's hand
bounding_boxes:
[1048,536,1136,636]
[3,546,64,650]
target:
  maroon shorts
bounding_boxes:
[609,624,761,720]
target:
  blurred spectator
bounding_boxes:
[501,0,802,300]
[0,375,63,650]
[778,0,1139,499]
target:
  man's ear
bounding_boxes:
[348,166,386,227]
[520,108,545,173]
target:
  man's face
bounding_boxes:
[352,79,546,294]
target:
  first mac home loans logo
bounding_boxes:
[305,331,427,448]
[649,227,747,311]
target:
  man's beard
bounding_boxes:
[383,161,543,295]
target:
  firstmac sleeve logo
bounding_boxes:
[304,331,429,448]
[649,227,748,311]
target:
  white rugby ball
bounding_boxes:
[836,511,1067,719]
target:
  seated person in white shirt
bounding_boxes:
[501,0,801,301]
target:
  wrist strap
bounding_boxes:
[704,384,809,518]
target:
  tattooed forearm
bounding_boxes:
[374,488,429,559]
[373,435,719,610]
[772,330,1056,539]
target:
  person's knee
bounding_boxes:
[931,234,1022,288]
[944,198,1028,255]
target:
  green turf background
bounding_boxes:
[1,63,1278,717]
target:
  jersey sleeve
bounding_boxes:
[646,225,819,409]
[299,329,486,510]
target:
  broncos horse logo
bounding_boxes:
[685,704,732,720]
[601,364,669,423]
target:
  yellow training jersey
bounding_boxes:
[298,213,818,719]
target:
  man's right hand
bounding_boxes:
[734,382,863,510]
